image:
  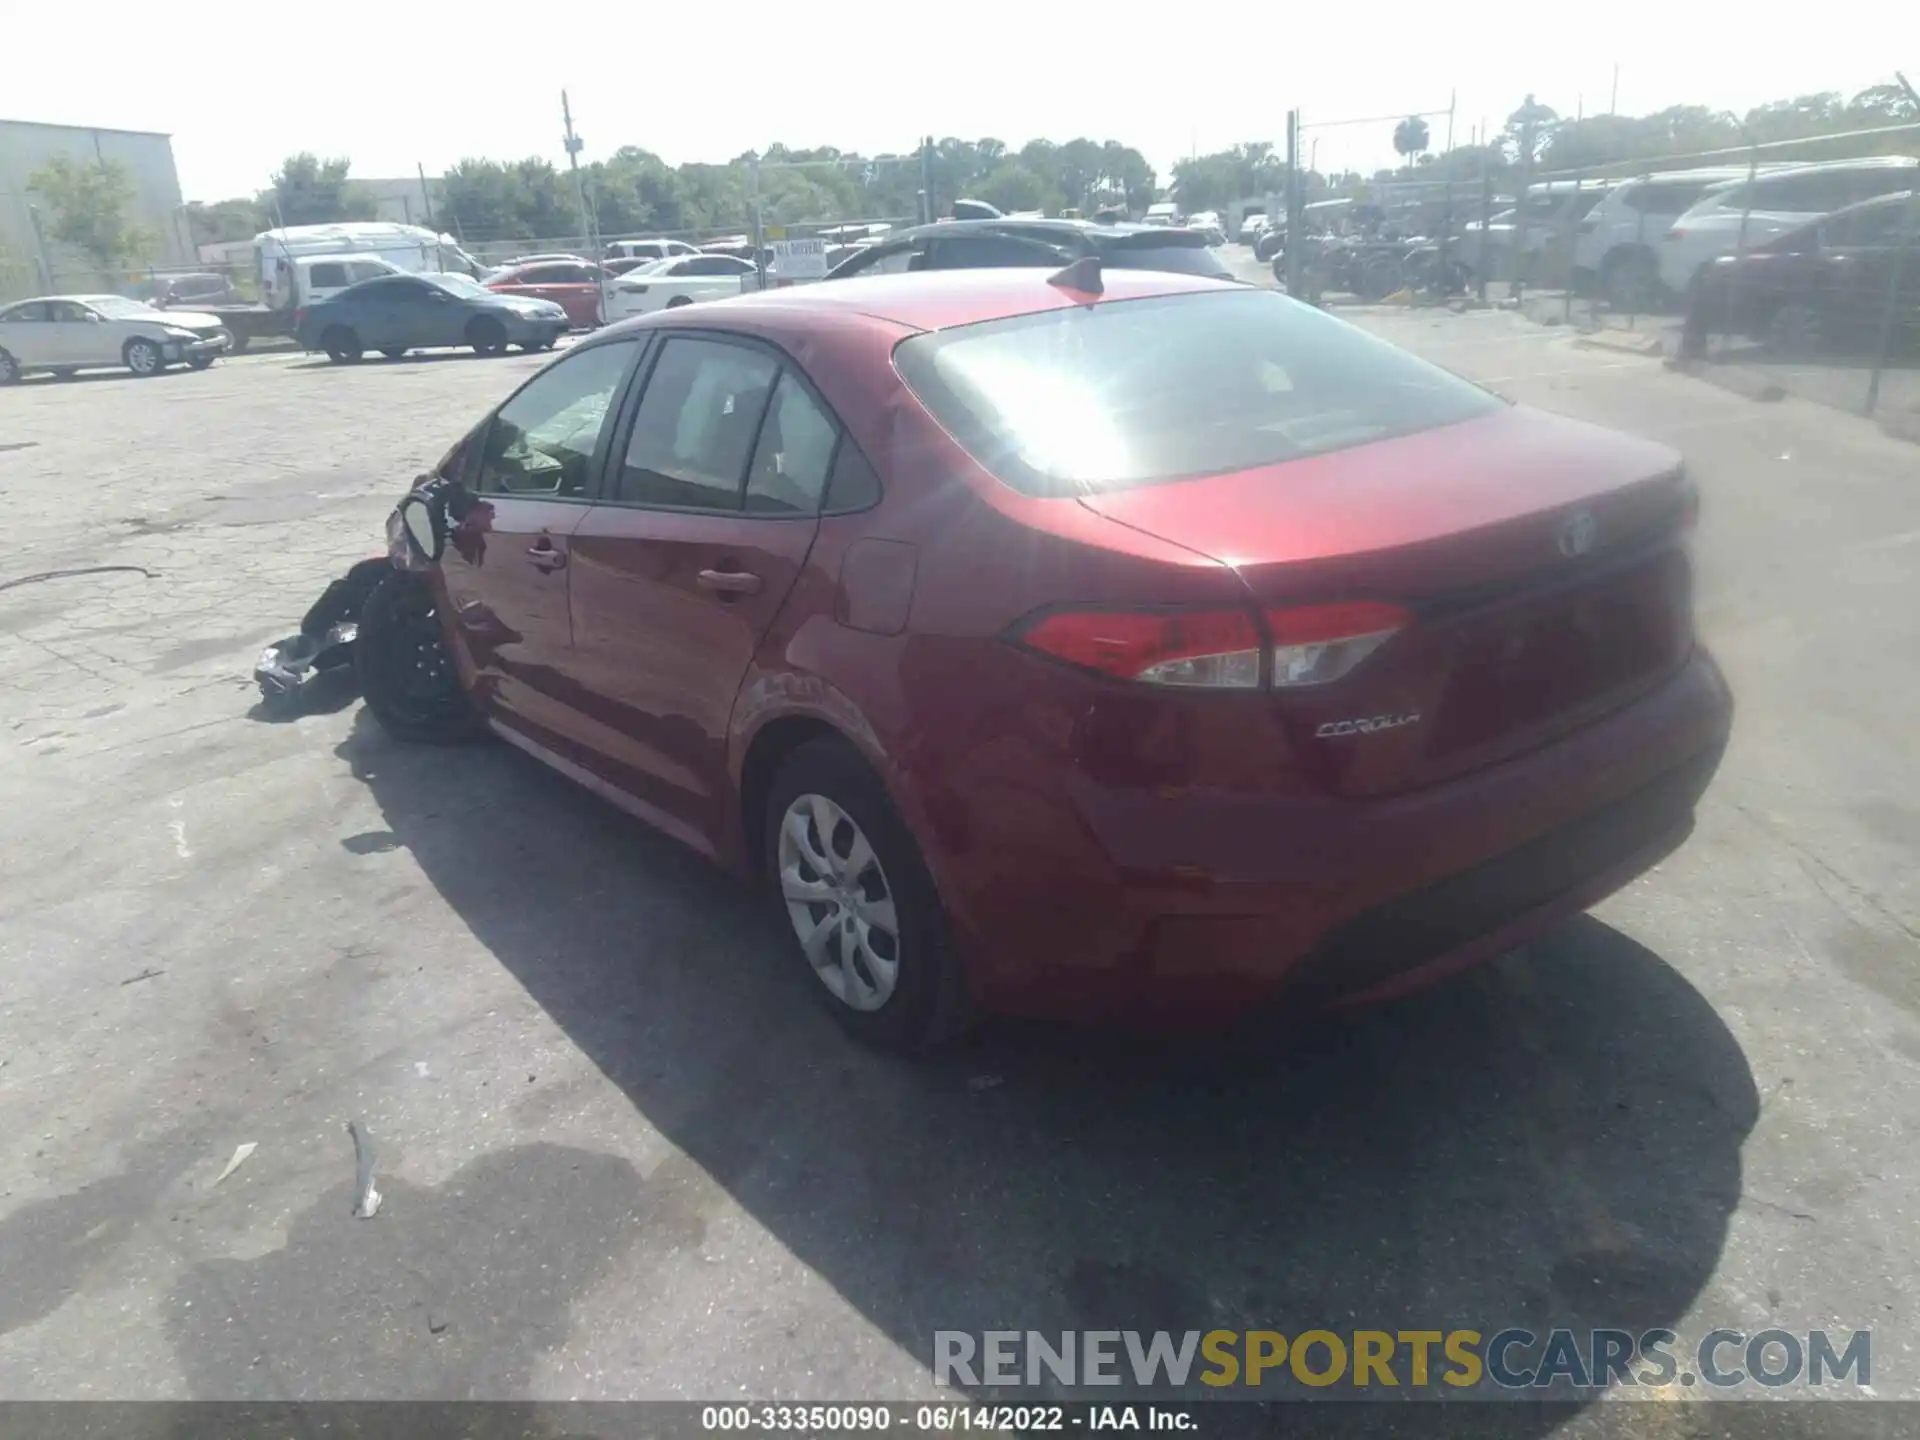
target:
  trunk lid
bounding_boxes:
[1078,406,1696,796]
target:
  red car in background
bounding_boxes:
[484,259,610,329]
[357,265,1731,1051]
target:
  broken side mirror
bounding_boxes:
[398,493,443,564]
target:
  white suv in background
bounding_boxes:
[1656,156,1920,297]
[1571,168,1757,307]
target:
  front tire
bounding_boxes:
[0,348,18,384]
[664,294,695,309]
[763,739,971,1050]
[1764,301,1825,359]
[467,316,508,355]
[124,337,165,377]
[355,571,488,744]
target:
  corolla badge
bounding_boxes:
[1315,711,1421,738]
[1558,509,1600,559]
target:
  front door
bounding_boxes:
[436,337,643,752]
[45,300,107,365]
[564,334,836,855]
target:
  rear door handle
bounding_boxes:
[526,545,567,572]
[697,568,762,596]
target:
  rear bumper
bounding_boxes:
[953,646,1732,1022]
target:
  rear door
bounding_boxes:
[438,338,645,749]
[0,301,55,366]
[562,332,837,854]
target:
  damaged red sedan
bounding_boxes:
[357,264,1732,1048]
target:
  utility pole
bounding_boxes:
[417,161,438,233]
[561,91,608,324]
[1864,70,1920,418]
[1284,110,1303,298]
[920,137,935,224]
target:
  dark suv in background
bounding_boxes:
[824,219,1236,281]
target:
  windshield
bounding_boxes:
[893,287,1503,498]
[427,273,489,297]
[88,296,161,319]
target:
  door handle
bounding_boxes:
[696,568,762,596]
[526,545,567,572]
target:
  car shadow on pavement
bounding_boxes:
[330,709,1759,1417]
[284,352,546,371]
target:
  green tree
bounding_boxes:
[25,156,157,273]
[977,163,1059,214]
[183,197,268,248]
[1171,143,1284,213]
[266,153,360,225]
[1392,117,1431,162]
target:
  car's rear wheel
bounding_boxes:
[467,316,508,355]
[763,739,971,1051]
[0,348,18,385]
[355,571,488,745]
[664,294,694,309]
[228,332,251,355]
[322,327,363,364]
[124,337,165,377]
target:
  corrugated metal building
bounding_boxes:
[0,119,191,299]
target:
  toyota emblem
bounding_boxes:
[1558,510,1600,559]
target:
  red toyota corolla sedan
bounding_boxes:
[357,264,1732,1049]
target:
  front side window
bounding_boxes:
[476,340,636,497]
[894,288,1503,498]
[617,338,779,509]
[47,301,95,323]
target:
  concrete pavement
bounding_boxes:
[0,315,1916,1427]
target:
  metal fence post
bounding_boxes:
[1624,170,1651,331]
[1721,141,1760,361]
[1284,110,1303,298]
[1510,113,1536,304]
[1476,168,1492,305]
[1563,173,1581,325]
[1864,186,1919,418]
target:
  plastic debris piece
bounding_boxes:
[348,1119,381,1218]
[252,556,392,711]
[214,1142,257,1185]
[121,968,164,986]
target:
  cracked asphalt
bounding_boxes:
[0,306,1916,1433]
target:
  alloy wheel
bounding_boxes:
[776,793,901,1011]
[127,340,160,375]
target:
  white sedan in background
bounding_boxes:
[603,253,759,320]
[0,293,230,383]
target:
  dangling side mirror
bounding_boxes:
[398,493,444,563]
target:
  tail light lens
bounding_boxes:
[1014,602,1411,690]
[1017,609,1262,689]
[1265,601,1411,688]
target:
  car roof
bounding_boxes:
[596,265,1237,341]
[889,217,1193,245]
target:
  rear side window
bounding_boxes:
[1627,183,1711,216]
[745,373,838,514]
[1096,235,1234,279]
[309,262,348,288]
[894,288,1502,498]
[617,338,779,509]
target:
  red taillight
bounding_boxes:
[1264,600,1411,688]
[1017,609,1262,689]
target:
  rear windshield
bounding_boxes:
[894,287,1502,498]
[1096,232,1232,279]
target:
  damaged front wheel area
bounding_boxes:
[356,572,488,744]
